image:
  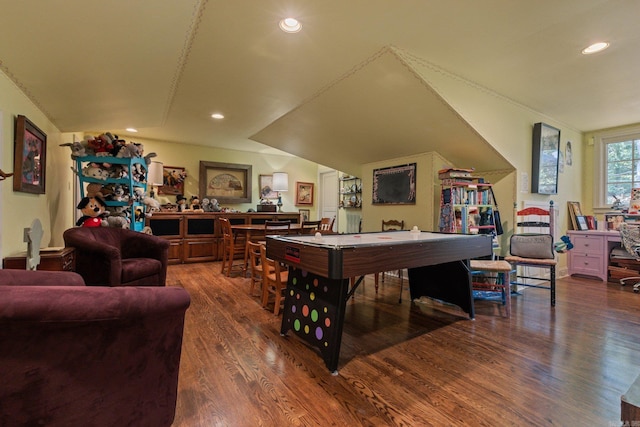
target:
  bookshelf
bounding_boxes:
[438,168,499,252]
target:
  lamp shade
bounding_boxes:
[272,172,289,192]
[148,161,164,186]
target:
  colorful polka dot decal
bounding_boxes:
[283,267,346,353]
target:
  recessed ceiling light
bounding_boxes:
[211,113,224,120]
[126,128,138,133]
[279,17,302,33]
[582,42,610,55]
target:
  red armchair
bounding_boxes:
[63,227,170,286]
[0,269,190,427]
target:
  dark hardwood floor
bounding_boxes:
[168,262,640,426]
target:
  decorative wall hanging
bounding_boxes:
[372,163,416,205]
[199,161,252,203]
[159,165,187,195]
[14,115,46,194]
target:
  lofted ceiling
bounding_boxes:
[0,1,638,176]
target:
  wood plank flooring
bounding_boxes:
[168,263,640,426]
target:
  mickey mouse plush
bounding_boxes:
[76,196,108,227]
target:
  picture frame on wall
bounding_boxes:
[531,122,560,195]
[372,163,416,205]
[295,182,314,205]
[299,209,310,222]
[159,166,187,195]
[259,174,278,199]
[13,115,46,194]
[199,161,252,203]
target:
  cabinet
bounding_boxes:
[75,155,147,231]
[567,230,622,281]
[146,212,301,264]
[3,247,75,271]
[439,178,497,235]
[339,175,361,209]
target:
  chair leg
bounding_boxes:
[273,289,281,316]
[551,265,556,307]
[501,271,511,318]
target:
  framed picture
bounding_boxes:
[576,215,589,231]
[259,174,278,199]
[299,209,310,222]
[159,166,187,195]
[531,122,560,195]
[372,163,416,204]
[295,182,314,205]
[13,115,46,194]
[567,201,582,230]
[199,161,252,203]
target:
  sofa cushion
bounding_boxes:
[121,258,163,285]
[0,270,85,286]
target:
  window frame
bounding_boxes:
[594,125,640,210]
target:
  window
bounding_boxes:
[594,126,640,209]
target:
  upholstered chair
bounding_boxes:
[63,227,170,286]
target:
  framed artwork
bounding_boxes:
[13,115,46,194]
[199,161,252,203]
[372,163,416,204]
[567,201,582,230]
[299,209,310,222]
[259,174,278,199]
[295,182,314,205]
[531,122,560,195]
[159,166,187,195]
[576,215,589,231]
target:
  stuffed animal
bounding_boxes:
[176,195,188,212]
[142,197,161,216]
[80,163,109,180]
[76,196,108,227]
[190,195,203,212]
[59,141,88,158]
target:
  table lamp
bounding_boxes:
[148,161,164,199]
[272,172,289,212]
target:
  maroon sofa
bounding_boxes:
[63,227,170,286]
[0,269,190,427]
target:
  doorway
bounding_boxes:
[319,170,338,232]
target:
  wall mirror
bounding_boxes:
[531,122,560,194]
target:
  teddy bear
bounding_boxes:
[76,196,108,227]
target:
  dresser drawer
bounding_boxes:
[569,252,604,277]
[571,234,605,256]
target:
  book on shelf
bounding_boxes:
[438,167,474,179]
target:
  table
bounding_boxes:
[3,247,75,271]
[266,230,492,373]
[231,223,303,273]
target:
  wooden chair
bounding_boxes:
[504,201,557,306]
[259,244,289,315]
[301,219,322,234]
[470,259,513,318]
[219,217,245,277]
[264,220,291,236]
[247,241,273,297]
[375,219,405,302]
[319,217,335,234]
